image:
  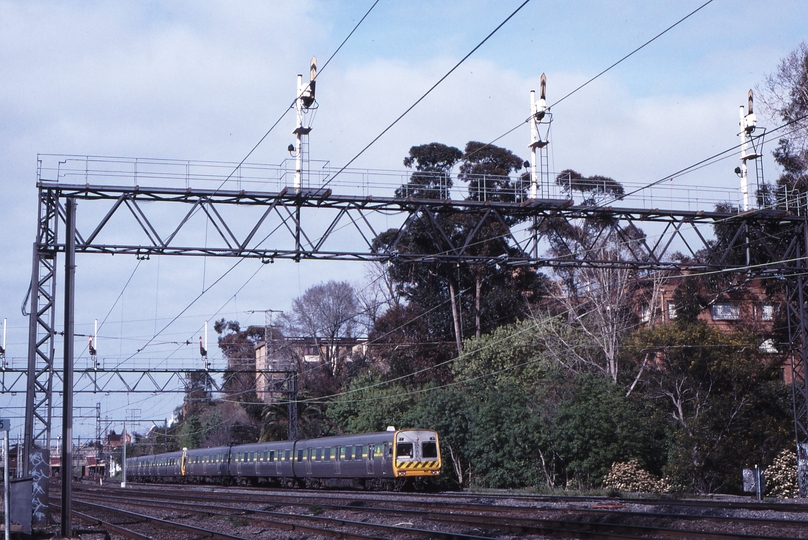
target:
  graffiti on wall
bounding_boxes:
[28,449,49,523]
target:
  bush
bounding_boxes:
[766,448,798,499]
[603,460,668,493]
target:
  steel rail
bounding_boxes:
[69,499,249,540]
[72,491,495,540]
[73,486,808,540]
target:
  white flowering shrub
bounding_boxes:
[603,460,668,493]
[766,448,798,499]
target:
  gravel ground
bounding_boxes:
[10,487,808,539]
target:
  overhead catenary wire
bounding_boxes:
[214,0,382,191]
[463,0,715,162]
[320,0,532,190]
[113,1,384,367]
[65,1,806,433]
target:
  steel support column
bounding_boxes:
[787,218,808,497]
[23,187,58,523]
[60,198,76,537]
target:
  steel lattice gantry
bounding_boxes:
[24,180,808,501]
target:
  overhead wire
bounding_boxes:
[551,0,715,109]
[463,0,716,162]
[80,1,806,426]
[598,112,808,208]
[319,0,533,190]
[121,0,715,412]
[116,1,381,367]
[214,0,382,191]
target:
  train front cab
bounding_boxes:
[392,429,441,489]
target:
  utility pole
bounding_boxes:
[60,197,76,539]
[95,402,101,480]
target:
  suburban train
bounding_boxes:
[125,427,441,491]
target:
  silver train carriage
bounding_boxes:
[126,428,441,490]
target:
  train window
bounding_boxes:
[284,450,291,461]
[344,447,353,460]
[324,447,331,460]
[269,451,275,462]
[315,448,322,461]
[397,443,414,458]
[297,450,304,462]
[250,452,255,462]
[356,445,364,460]
[375,446,383,457]
[422,442,438,459]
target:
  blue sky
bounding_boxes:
[1,0,807,442]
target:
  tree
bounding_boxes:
[555,169,624,206]
[260,391,327,442]
[375,141,548,359]
[368,302,456,385]
[623,321,793,493]
[353,262,400,336]
[458,141,526,203]
[282,280,360,377]
[553,375,659,488]
[463,382,547,488]
[325,371,413,434]
[214,319,264,405]
[397,142,463,199]
[540,172,641,383]
[759,41,808,191]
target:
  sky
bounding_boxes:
[1,0,807,444]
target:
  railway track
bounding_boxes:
[51,482,808,539]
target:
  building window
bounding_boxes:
[641,305,651,323]
[761,304,774,321]
[711,303,740,321]
[667,301,677,320]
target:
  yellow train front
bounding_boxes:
[289,427,442,490]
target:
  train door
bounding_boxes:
[333,446,341,475]
[381,442,390,475]
[366,444,374,475]
[305,448,312,475]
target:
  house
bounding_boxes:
[636,274,789,379]
[254,336,367,403]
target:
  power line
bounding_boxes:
[464,0,715,162]
[320,0,533,189]
[115,2,384,366]
[215,0,381,191]
[551,0,715,109]
[599,111,808,208]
